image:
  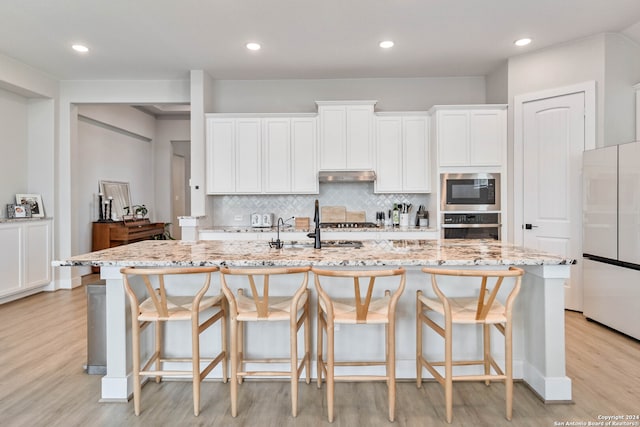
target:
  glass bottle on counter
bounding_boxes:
[392,203,400,227]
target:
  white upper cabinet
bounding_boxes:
[434,106,506,167]
[375,114,430,193]
[264,117,318,194]
[206,117,262,194]
[317,101,376,170]
[207,115,317,195]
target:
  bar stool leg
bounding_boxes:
[221,298,229,383]
[230,319,239,417]
[155,321,162,383]
[327,318,335,423]
[416,291,423,388]
[484,323,491,385]
[506,321,513,420]
[317,301,324,388]
[304,289,311,385]
[132,319,142,416]
[290,309,298,417]
[388,318,396,422]
[192,313,201,416]
[445,319,453,424]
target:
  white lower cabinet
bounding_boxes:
[0,219,52,299]
[375,114,430,193]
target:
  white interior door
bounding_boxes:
[171,154,186,240]
[522,92,585,311]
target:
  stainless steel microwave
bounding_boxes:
[440,173,500,211]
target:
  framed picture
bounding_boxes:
[15,194,44,218]
[7,203,32,219]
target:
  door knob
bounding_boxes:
[524,223,539,230]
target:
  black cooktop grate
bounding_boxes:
[319,222,378,229]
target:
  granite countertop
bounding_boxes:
[202,225,437,233]
[54,239,575,268]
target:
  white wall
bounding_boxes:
[486,62,508,104]
[75,105,156,259]
[508,34,606,147]
[0,87,28,214]
[209,77,486,113]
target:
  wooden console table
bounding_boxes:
[92,220,165,271]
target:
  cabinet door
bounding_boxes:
[403,116,430,192]
[0,225,22,296]
[24,221,51,288]
[346,105,374,169]
[375,116,403,193]
[437,110,469,166]
[291,117,318,193]
[235,119,262,193]
[319,106,346,169]
[264,118,292,193]
[619,142,640,264]
[206,118,235,193]
[469,110,503,166]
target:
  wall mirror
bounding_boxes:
[99,180,131,220]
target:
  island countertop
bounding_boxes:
[54,238,575,268]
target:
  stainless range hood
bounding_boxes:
[318,170,376,183]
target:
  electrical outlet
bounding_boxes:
[334,324,340,332]
[234,215,243,222]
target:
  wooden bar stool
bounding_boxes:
[417,266,524,423]
[120,266,228,416]
[219,266,311,417]
[312,266,406,422]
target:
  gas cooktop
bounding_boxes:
[319,222,378,229]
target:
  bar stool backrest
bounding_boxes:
[312,267,406,323]
[219,266,311,319]
[121,266,220,320]
[421,267,524,321]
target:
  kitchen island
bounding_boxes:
[55,239,574,403]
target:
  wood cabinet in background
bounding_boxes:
[433,106,506,168]
[317,101,376,170]
[375,113,431,193]
[92,220,165,251]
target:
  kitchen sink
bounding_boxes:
[279,240,363,249]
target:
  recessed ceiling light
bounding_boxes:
[246,42,261,51]
[72,44,89,53]
[514,38,532,47]
[379,40,394,49]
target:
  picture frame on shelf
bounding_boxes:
[7,203,32,219]
[15,194,44,218]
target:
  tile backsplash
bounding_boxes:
[209,182,430,226]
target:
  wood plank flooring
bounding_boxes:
[1,286,639,427]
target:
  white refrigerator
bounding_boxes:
[582,142,640,339]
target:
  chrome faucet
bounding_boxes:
[307,199,321,249]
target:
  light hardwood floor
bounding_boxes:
[1,286,639,427]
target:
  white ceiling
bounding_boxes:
[1,0,640,81]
